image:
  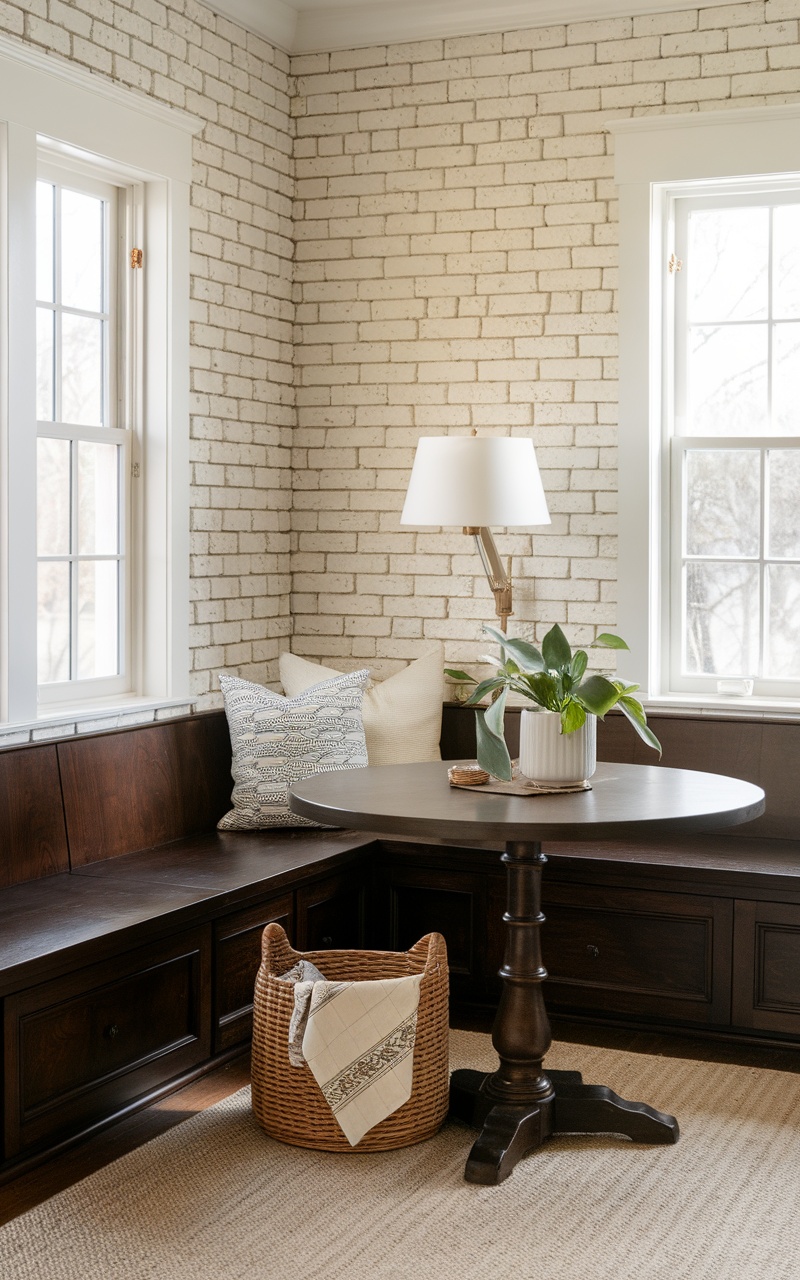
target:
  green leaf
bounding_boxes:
[570,650,588,683]
[591,632,630,651]
[573,673,621,718]
[484,684,508,740]
[541,623,572,672]
[463,677,507,706]
[519,670,560,712]
[481,624,510,657]
[444,669,476,683]
[618,696,662,757]
[475,706,512,782]
[492,634,545,673]
[561,701,586,734]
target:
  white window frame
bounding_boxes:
[612,103,800,712]
[0,34,201,726]
[36,157,132,704]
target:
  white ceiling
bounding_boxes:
[208,0,744,56]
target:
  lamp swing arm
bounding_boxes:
[465,526,513,630]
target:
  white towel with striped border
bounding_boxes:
[291,974,423,1146]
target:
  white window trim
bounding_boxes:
[0,33,202,725]
[611,102,800,716]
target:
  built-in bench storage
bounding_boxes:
[0,702,799,1179]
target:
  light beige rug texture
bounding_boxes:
[2,1030,799,1280]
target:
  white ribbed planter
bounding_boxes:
[518,709,597,786]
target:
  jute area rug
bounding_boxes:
[1,1029,799,1280]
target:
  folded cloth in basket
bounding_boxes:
[289,973,423,1146]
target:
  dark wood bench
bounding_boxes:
[2,702,800,1181]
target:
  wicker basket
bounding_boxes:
[251,924,450,1152]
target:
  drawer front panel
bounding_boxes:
[542,884,733,1025]
[5,927,211,1158]
[387,866,488,1005]
[296,872,364,952]
[22,955,198,1112]
[733,900,800,1034]
[214,893,293,1053]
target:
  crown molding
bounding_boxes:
[205,0,753,55]
[0,32,203,135]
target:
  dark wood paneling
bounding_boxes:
[58,713,233,866]
[4,928,211,1159]
[0,746,69,887]
[296,870,365,952]
[541,883,733,1025]
[385,861,489,1005]
[214,893,293,1053]
[732,900,800,1035]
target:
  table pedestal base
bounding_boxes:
[450,1068,680,1185]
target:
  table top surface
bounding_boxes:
[289,760,766,843]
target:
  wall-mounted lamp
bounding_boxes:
[400,434,551,632]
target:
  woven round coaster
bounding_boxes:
[448,764,490,787]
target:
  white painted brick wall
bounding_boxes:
[289,1,800,683]
[2,0,800,723]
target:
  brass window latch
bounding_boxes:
[130,248,143,269]
[668,253,683,274]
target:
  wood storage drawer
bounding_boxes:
[3,927,211,1159]
[732,900,800,1036]
[541,883,733,1026]
[214,893,293,1053]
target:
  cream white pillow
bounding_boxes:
[279,647,444,766]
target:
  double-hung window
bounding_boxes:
[669,184,800,698]
[36,159,133,702]
[613,105,800,709]
[0,34,197,728]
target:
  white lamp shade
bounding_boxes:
[400,435,551,528]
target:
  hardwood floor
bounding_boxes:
[2,1019,799,1229]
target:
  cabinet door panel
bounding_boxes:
[542,883,733,1025]
[296,871,364,952]
[387,866,487,1005]
[4,927,210,1158]
[214,893,293,1053]
[733,900,800,1034]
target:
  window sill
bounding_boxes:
[641,695,800,723]
[0,696,196,747]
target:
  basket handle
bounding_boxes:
[261,921,303,973]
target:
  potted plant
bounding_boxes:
[446,623,661,785]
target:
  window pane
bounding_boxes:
[78,441,118,555]
[61,314,104,426]
[773,205,800,320]
[684,561,760,676]
[773,322,800,435]
[37,438,71,556]
[61,188,104,313]
[36,308,54,423]
[77,559,118,679]
[687,324,768,436]
[685,449,760,558]
[38,561,71,684]
[688,206,769,323]
[36,182,54,304]
[767,450,800,559]
[766,564,800,678]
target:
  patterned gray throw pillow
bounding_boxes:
[218,669,370,830]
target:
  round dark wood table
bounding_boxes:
[289,760,765,1185]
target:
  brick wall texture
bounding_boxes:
[2,0,800,708]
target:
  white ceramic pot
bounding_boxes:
[518,709,597,786]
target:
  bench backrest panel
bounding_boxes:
[0,745,69,886]
[58,714,233,866]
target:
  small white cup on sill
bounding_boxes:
[716,678,754,697]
